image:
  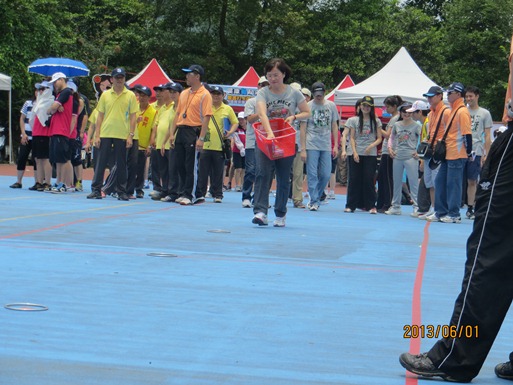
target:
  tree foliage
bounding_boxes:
[1,0,513,136]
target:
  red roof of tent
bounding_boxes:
[126,58,172,92]
[232,66,260,87]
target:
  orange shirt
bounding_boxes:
[445,98,471,160]
[427,101,449,147]
[174,85,212,127]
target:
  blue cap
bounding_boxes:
[209,85,223,94]
[181,64,205,77]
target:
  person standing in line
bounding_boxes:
[87,67,138,200]
[194,85,238,203]
[168,64,212,206]
[241,76,269,208]
[408,100,432,217]
[47,72,77,193]
[131,85,156,199]
[428,82,472,223]
[10,83,39,190]
[345,96,382,214]
[421,86,450,221]
[464,85,493,220]
[300,81,338,211]
[252,58,311,227]
[376,95,403,213]
[385,103,421,216]
[399,59,513,384]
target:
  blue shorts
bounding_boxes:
[466,156,482,180]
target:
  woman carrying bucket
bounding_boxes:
[252,58,310,227]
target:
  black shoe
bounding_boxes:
[399,353,470,382]
[117,193,129,201]
[136,191,144,199]
[495,361,513,380]
[86,191,102,199]
[29,182,43,191]
[10,182,22,189]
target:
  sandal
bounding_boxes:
[344,208,354,213]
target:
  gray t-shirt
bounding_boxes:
[391,120,421,160]
[469,106,493,156]
[305,100,339,151]
[343,116,357,156]
[256,85,305,120]
[243,97,257,149]
[382,115,399,156]
[346,116,382,156]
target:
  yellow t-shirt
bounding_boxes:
[203,103,238,151]
[155,102,176,150]
[137,104,157,149]
[97,88,138,139]
[88,108,98,126]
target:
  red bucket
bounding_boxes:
[254,118,296,160]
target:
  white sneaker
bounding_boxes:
[385,207,402,215]
[418,210,434,220]
[175,197,185,203]
[327,192,336,200]
[426,213,440,222]
[273,216,286,227]
[179,197,192,206]
[410,208,420,217]
[242,199,251,208]
[252,212,268,226]
[440,216,461,224]
[214,197,222,203]
[308,203,319,211]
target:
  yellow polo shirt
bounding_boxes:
[155,102,176,150]
[137,104,157,149]
[203,103,238,151]
[97,88,138,139]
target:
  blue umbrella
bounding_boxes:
[28,57,90,77]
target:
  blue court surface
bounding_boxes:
[1,175,512,385]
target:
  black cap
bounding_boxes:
[181,64,205,77]
[311,81,326,96]
[153,82,174,91]
[133,85,152,97]
[446,82,465,94]
[169,83,184,93]
[423,86,444,97]
[209,85,224,94]
[111,67,126,77]
[361,96,374,107]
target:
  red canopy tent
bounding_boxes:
[126,59,172,101]
[232,66,260,87]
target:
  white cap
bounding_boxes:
[258,76,269,85]
[237,111,245,119]
[290,82,301,90]
[49,72,66,83]
[301,88,312,97]
[406,100,430,112]
[68,80,77,93]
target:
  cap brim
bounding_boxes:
[405,108,417,113]
[423,93,436,97]
[361,102,373,106]
[181,68,193,73]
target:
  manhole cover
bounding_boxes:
[147,252,178,258]
[5,303,48,312]
[207,229,231,233]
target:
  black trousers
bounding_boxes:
[156,149,170,196]
[347,156,377,210]
[16,141,35,171]
[126,139,138,195]
[195,149,225,199]
[174,125,200,200]
[167,148,181,200]
[92,138,127,194]
[417,172,431,213]
[135,150,147,195]
[427,123,513,381]
[150,149,161,192]
[376,154,392,210]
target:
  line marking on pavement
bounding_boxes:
[405,221,431,385]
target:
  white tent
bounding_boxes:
[0,73,12,163]
[334,47,439,107]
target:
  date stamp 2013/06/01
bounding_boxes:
[403,325,479,339]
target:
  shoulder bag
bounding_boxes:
[211,116,232,160]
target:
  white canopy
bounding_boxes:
[0,73,12,163]
[334,47,439,106]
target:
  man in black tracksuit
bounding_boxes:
[399,117,513,382]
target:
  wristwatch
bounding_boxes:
[129,132,134,137]
[199,137,205,142]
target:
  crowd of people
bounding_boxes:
[9,59,497,227]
